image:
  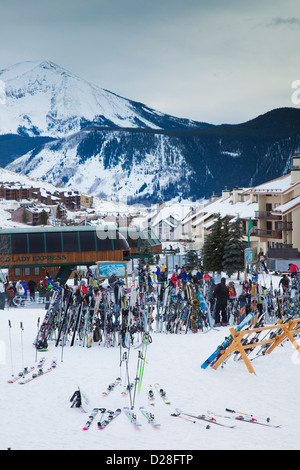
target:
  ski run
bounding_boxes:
[0,272,300,451]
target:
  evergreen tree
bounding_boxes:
[222,218,246,278]
[40,209,49,225]
[184,247,200,271]
[202,217,225,274]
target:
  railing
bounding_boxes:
[276,222,293,230]
[254,211,280,220]
[254,228,282,238]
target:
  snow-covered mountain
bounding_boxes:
[7,128,197,203]
[0,60,207,138]
[1,60,300,203]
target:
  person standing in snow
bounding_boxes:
[28,278,36,301]
[288,263,299,278]
[279,274,290,294]
[213,277,229,326]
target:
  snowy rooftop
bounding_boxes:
[272,195,300,214]
[182,194,257,228]
[244,174,295,194]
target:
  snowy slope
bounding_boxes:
[1,274,300,451]
[7,129,195,202]
[0,60,203,138]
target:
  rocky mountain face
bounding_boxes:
[1,61,300,203]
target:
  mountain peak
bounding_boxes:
[0,60,205,138]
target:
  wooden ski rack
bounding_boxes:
[211,317,300,375]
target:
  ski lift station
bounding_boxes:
[0,225,162,285]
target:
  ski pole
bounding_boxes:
[35,317,40,362]
[20,322,24,371]
[123,351,133,409]
[8,320,14,377]
[132,350,142,409]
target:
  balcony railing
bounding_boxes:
[276,222,293,231]
[254,211,281,220]
[253,228,282,239]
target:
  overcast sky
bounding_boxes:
[0,0,299,124]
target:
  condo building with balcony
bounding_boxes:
[244,154,300,253]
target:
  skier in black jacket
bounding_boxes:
[213,277,229,326]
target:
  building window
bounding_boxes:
[15,268,21,277]
[45,232,62,253]
[79,231,96,252]
[0,234,10,254]
[28,233,45,253]
[62,232,79,252]
[11,234,27,254]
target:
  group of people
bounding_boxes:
[1,278,38,307]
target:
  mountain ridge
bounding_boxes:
[1,60,300,203]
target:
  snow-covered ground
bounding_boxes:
[1,273,299,451]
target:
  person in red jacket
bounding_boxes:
[288,263,299,278]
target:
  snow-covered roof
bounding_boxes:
[245,174,297,194]
[272,195,300,214]
[183,194,257,228]
[148,202,193,226]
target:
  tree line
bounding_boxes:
[184,217,246,277]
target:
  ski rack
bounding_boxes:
[210,317,300,375]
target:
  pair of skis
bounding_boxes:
[123,406,160,427]
[82,408,121,430]
[7,357,56,384]
[18,358,57,384]
[172,408,235,429]
[7,366,35,383]
[147,383,171,406]
[172,407,280,428]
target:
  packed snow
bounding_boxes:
[0,273,300,452]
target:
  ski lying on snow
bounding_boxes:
[102,377,121,396]
[225,407,271,422]
[174,408,235,429]
[147,385,155,405]
[7,366,35,383]
[205,409,280,428]
[154,383,171,404]
[98,408,121,429]
[82,407,101,431]
[139,406,160,427]
[233,416,281,428]
[19,359,57,384]
[171,410,210,429]
[123,407,142,427]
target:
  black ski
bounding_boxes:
[98,408,121,429]
[82,407,101,431]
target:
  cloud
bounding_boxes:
[267,17,300,28]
